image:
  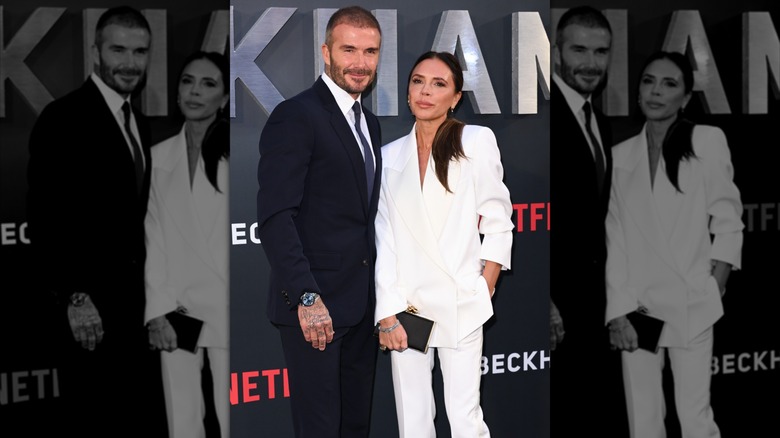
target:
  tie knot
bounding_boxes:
[122,101,132,121]
[582,101,592,122]
[352,101,362,118]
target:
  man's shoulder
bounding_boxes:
[39,80,98,118]
[268,82,322,118]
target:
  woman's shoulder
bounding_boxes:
[461,123,494,139]
[611,130,643,157]
[691,124,726,142]
[460,124,497,150]
[151,128,185,162]
[691,124,729,158]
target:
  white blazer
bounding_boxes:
[144,126,229,349]
[605,124,743,347]
[375,124,514,348]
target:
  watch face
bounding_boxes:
[301,292,317,306]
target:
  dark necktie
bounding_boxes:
[583,101,605,192]
[352,101,375,202]
[121,101,144,195]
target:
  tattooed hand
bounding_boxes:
[67,295,104,351]
[298,299,334,350]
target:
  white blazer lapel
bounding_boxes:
[190,158,229,283]
[384,127,449,273]
[156,128,223,278]
[620,127,678,273]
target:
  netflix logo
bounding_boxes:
[230,368,290,405]
[512,202,550,232]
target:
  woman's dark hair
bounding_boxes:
[640,50,696,193]
[407,51,465,193]
[178,51,229,192]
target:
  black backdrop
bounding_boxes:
[2,1,777,437]
[229,1,550,437]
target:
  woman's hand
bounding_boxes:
[148,315,177,352]
[378,316,408,352]
[608,315,639,352]
[482,261,501,297]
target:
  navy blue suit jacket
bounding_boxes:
[257,77,382,328]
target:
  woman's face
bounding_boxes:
[407,58,461,124]
[638,58,691,122]
[178,58,227,123]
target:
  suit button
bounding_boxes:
[282,290,289,297]
[362,259,369,266]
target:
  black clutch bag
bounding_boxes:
[626,310,664,353]
[397,306,435,353]
[374,306,435,353]
[165,310,204,353]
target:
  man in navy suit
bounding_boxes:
[256,6,382,438]
[550,5,628,436]
[26,6,165,437]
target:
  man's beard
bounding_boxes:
[99,60,146,95]
[327,62,375,95]
[560,61,605,95]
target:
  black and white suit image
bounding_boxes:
[26,7,166,436]
[26,75,165,436]
[550,76,627,434]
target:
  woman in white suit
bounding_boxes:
[605,51,743,438]
[145,51,230,438]
[374,51,514,438]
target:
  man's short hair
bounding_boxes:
[324,6,381,47]
[555,5,611,47]
[95,6,151,49]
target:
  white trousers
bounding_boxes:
[622,326,719,438]
[390,326,490,438]
[161,347,230,438]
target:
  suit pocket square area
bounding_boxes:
[165,311,204,353]
[626,311,664,353]
[396,310,435,354]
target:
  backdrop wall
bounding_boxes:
[228,1,551,437]
[551,2,779,436]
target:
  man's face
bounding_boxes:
[93,24,150,97]
[321,23,381,99]
[555,24,611,98]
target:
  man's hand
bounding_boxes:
[550,299,565,351]
[298,299,334,351]
[67,295,104,351]
[147,315,177,352]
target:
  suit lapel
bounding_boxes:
[385,127,449,273]
[84,78,150,204]
[619,127,678,273]
[156,129,223,278]
[314,79,371,215]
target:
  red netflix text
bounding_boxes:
[230,368,290,405]
[512,202,550,232]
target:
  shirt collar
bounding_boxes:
[90,72,131,116]
[321,71,361,117]
[553,72,591,117]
